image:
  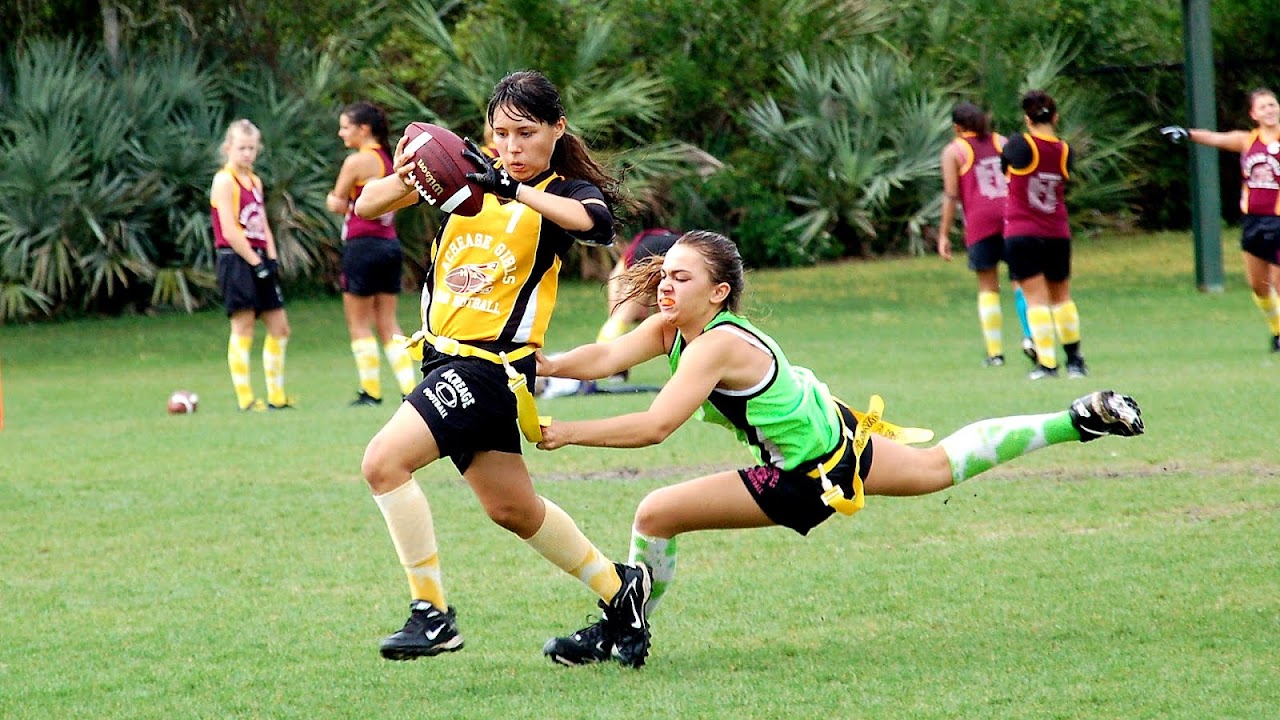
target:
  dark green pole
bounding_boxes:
[1183,0,1224,291]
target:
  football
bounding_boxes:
[402,122,485,217]
[167,390,199,415]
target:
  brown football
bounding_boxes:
[167,389,199,414]
[402,122,485,217]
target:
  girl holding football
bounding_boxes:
[1161,88,1280,352]
[353,71,654,667]
[324,102,416,407]
[209,119,292,411]
[533,229,1145,666]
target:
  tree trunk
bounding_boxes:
[101,1,120,68]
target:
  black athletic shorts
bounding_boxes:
[341,236,404,296]
[623,230,680,267]
[966,232,1006,272]
[406,347,537,474]
[1240,215,1280,264]
[738,402,875,536]
[216,248,284,316]
[1004,235,1072,282]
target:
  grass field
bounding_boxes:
[1,231,1277,719]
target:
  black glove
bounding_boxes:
[1160,125,1189,144]
[462,137,521,199]
[252,259,276,294]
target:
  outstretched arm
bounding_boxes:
[537,330,727,450]
[538,313,667,381]
[1162,125,1252,153]
[355,133,420,218]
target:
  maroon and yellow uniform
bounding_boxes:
[1004,132,1071,240]
[954,132,1008,246]
[211,166,267,249]
[342,146,398,241]
[1239,130,1280,217]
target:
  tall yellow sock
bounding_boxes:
[383,340,417,396]
[1252,291,1280,335]
[1027,305,1057,368]
[596,315,633,344]
[524,497,622,602]
[978,291,1003,358]
[373,480,447,609]
[1051,300,1081,345]
[263,335,287,406]
[227,333,255,409]
[351,337,381,399]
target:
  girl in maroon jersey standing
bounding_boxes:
[210,119,292,411]
[1002,90,1087,380]
[939,102,1035,367]
[325,102,417,406]
[1161,88,1280,352]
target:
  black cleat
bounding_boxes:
[1065,356,1089,379]
[605,563,653,668]
[1272,335,1280,352]
[379,601,464,660]
[983,354,1005,367]
[351,390,383,407]
[1069,390,1144,442]
[543,612,612,666]
[1028,364,1059,380]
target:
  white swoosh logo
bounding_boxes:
[425,626,444,641]
[624,578,643,629]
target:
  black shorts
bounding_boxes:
[216,248,284,316]
[1004,235,1072,282]
[406,349,537,474]
[737,402,875,536]
[341,236,404,296]
[966,233,1006,272]
[1240,215,1280,264]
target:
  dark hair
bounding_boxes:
[952,102,991,139]
[486,70,620,208]
[342,101,391,153]
[1021,90,1057,125]
[1249,88,1277,110]
[619,230,745,314]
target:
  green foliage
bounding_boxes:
[745,49,953,256]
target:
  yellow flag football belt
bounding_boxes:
[395,329,545,443]
[808,395,935,517]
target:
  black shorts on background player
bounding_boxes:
[1004,236,1071,283]
[216,247,284,316]
[342,236,404,296]
[966,233,1006,272]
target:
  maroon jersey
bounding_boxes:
[955,132,1008,246]
[1239,130,1280,216]
[342,146,398,241]
[1004,132,1071,239]
[211,166,268,250]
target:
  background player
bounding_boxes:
[1162,88,1280,351]
[210,119,292,411]
[325,102,417,406]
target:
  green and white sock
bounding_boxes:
[938,411,1080,484]
[629,527,677,618]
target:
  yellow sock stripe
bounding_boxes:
[1252,292,1280,335]
[351,337,381,398]
[404,553,447,609]
[228,334,254,407]
[1027,305,1057,368]
[383,341,417,395]
[263,335,287,405]
[977,291,1003,357]
[1051,300,1081,345]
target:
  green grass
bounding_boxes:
[2,231,1277,719]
